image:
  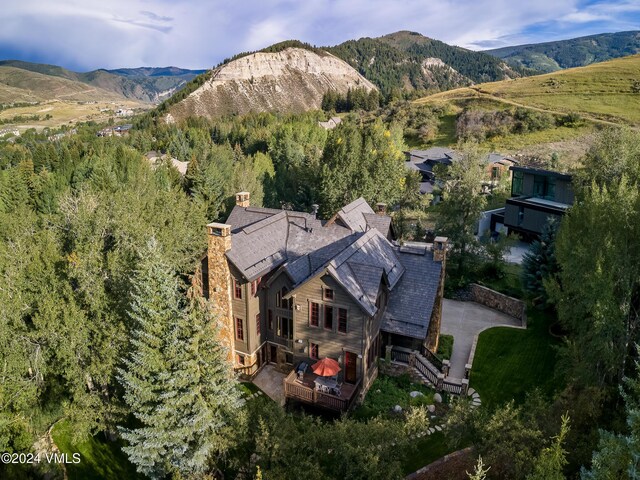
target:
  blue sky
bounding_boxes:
[0,0,638,71]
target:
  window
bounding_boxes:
[517,206,525,226]
[533,175,555,200]
[234,279,242,299]
[338,308,347,333]
[256,313,261,336]
[324,305,333,330]
[268,310,273,330]
[310,343,319,360]
[285,352,293,365]
[276,290,281,307]
[511,170,523,196]
[310,302,319,327]
[324,288,334,300]
[250,279,258,296]
[237,354,245,365]
[278,316,293,340]
[281,287,290,310]
[236,317,244,341]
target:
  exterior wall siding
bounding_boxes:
[292,274,371,384]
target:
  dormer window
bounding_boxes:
[324,288,334,301]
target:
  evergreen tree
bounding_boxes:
[118,239,182,478]
[162,298,244,476]
[467,456,490,480]
[582,364,640,479]
[522,217,559,306]
[118,240,243,478]
[527,415,570,480]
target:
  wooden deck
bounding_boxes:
[283,370,360,411]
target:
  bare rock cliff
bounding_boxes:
[168,48,376,120]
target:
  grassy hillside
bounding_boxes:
[416,54,640,125]
[0,60,205,103]
[488,30,640,72]
[0,66,122,103]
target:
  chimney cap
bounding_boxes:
[207,222,231,237]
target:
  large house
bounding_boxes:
[490,166,574,238]
[199,193,447,410]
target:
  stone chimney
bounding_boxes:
[426,236,449,354]
[376,202,387,215]
[206,222,235,361]
[433,236,449,262]
[235,191,250,208]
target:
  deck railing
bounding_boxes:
[283,371,361,411]
[388,345,468,396]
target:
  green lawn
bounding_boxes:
[437,334,454,361]
[476,262,524,299]
[469,309,560,408]
[402,431,452,474]
[51,420,143,480]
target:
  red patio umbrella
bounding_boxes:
[311,357,341,377]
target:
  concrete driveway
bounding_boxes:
[441,299,522,379]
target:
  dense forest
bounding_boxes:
[2,96,640,479]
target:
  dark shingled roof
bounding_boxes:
[381,247,443,340]
[223,198,442,337]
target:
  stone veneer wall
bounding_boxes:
[469,283,527,326]
[425,264,446,353]
[207,230,236,363]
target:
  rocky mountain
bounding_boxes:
[486,31,640,73]
[326,31,524,93]
[165,47,376,121]
[0,60,204,103]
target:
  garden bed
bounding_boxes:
[353,373,436,420]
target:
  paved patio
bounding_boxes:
[440,299,522,379]
[252,364,287,406]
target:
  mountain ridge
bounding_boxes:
[486,30,640,72]
[0,60,205,103]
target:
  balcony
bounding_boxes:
[283,370,360,411]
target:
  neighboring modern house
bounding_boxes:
[404,147,460,194]
[498,166,574,238]
[318,116,342,130]
[198,193,447,411]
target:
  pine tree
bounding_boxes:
[521,217,559,305]
[118,239,181,478]
[162,298,244,476]
[118,239,244,478]
[467,456,490,480]
[527,415,570,480]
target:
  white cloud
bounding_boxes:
[0,0,636,70]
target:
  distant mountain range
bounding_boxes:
[0,60,205,104]
[486,31,640,73]
[2,30,639,118]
